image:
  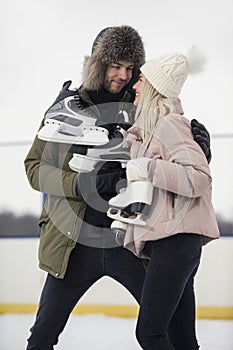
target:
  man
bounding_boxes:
[24,26,211,349]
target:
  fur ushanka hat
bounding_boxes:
[82,25,145,91]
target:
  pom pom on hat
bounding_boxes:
[185,45,207,75]
[141,47,206,98]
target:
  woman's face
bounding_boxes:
[133,73,145,105]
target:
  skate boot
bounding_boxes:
[107,158,153,226]
[69,123,131,172]
[37,114,109,146]
[37,80,109,146]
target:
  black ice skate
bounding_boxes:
[69,123,131,172]
[37,81,109,146]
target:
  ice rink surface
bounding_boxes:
[1,313,233,349]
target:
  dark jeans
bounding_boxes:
[26,243,146,349]
[136,233,202,350]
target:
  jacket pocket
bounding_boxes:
[167,192,176,220]
[38,208,49,228]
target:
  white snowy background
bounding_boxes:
[0,0,233,219]
[0,1,233,350]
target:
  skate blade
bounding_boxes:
[69,154,128,173]
[107,208,147,226]
[38,123,109,146]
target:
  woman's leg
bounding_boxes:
[168,265,200,349]
[135,234,202,350]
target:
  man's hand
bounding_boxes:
[77,164,126,199]
[191,119,211,163]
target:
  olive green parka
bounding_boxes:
[24,87,134,278]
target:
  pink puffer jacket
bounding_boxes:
[123,99,220,258]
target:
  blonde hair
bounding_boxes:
[134,79,175,148]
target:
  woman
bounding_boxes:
[108,51,220,349]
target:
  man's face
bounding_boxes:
[103,60,134,93]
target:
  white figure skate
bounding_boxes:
[107,158,153,226]
[107,181,153,225]
[69,123,130,172]
[37,96,109,146]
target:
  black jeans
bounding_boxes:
[136,233,202,350]
[26,243,146,349]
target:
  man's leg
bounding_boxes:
[26,244,104,350]
[104,246,146,304]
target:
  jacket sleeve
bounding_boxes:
[24,120,79,198]
[149,115,212,198]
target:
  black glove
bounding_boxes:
[77,164,126,199]
[191,119,211,163]
[52,80,76,106]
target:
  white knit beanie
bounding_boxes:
[140,47,206,98]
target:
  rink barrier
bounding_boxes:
[0,304,233,319]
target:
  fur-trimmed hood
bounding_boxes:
[82,25,145,91]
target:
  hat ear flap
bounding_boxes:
[82,55,106,91]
